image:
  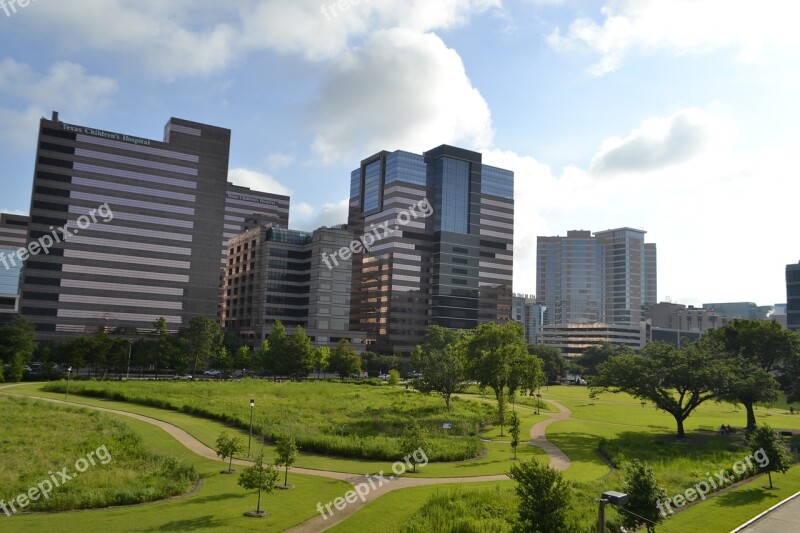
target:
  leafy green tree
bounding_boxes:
[463,321,529,436]
[528,344,566,382]
[509,411,521,460]
[287,326,314,375]
[215,431,244,473]
[620,460,667,533]
[575,342,632,376]
[411,343,468,410]
[185,316,220,375]
[265,321,290,375]
[234,345,251,372]
[61,336,92,370]
[254,340,270,372]
[88,331,113,377]
[709,320,800,430]
[509,460,572,533]
[510,353,546,397]
[238,454,279,516]
[328,339,360,378]
[274,435,299,487]
[748,424,792,489]
[388,368,400,385]
[399,420,429,472]
[153,317,169,377]
[210,333,232,374]
[0,316,36,364]
[8,353,25,382]
[592,340,733,438]
[312,346,330,378]
[0,358,4,383]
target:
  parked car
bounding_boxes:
[378,373,390,381]
[177,374,193,380]
[203,369,222,377]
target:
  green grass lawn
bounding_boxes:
[42,379,493,462]
[0,391,354,532]
[0,395,197,513]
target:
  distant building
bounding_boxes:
[348,145,514,355]
[539,322,649,358]
[788,263,800,331]
[221,224,365,349]
[702,302,772,320]
[512,294,546,344]
[647,302,733,332]
[536,228,657,326]
[0,213,29,324]
[222,184,289,265]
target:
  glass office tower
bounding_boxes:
[348,145,514,355]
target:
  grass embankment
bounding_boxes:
[0,395,197,513]
[43,380,493,462]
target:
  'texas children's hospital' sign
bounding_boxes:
[62,123,152,147]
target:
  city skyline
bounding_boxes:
[0,1,797,307]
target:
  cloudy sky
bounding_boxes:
[1,0,798,306]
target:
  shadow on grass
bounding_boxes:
[147,515,227,531]
[185,492,243,505]
[716,487,774,507]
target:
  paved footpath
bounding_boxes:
[2,385,574,531]
[732,491,800,532]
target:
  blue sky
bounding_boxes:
[1,0,798,306]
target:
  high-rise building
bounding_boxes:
[0,213,29,324]
[536,228,657,325]
[348,145,514,354]
[221,224,365,349]
[511,293,546,345]
[20,112,232,339]
[702,302,773,320]
[223,184,289,265]
[787,263,800,331]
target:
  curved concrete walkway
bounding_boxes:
[1,385,574,532]
[529,399,572,471]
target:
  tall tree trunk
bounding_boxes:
[768,471,773,489]
[256,490,262,513]
[675,415,686,439]
[284,466,288,487]
[744,401,757,431]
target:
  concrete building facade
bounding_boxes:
[0,214,29,324]
[512,293,546,345]
[788,263,800,331]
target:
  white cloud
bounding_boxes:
[486,107,799,305]
[227,168,292,197]
[18,0,499,80]
[290,199,349,231]
[547,0,800,75]
[0,59,118,148]
[312,28,494,163]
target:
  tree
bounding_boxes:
[274,435,299,487]
[620,460,667,533]
[328,339,360,378]
[210,333,232,375]
[528,344,566,382]
[411,344,468,410]
[509,460,571,533]
[254,340,270,372]
[185,316,220,375]
[287,326,314,375]
[399,420,429,472]
[88,331,113,377]
[238,454,279,517]
[575,342,632,376]
[234,345,251,372]
[0,316,36,364]
[264,321,290,375]
[709,320,800,430]
[592,340,733,438]
[61,336,92,371]
[312,346,330,378]
[464,322,529,436]
[509,411,521,460]
[748,424,792,489]
[388,368,400,385]
[510,353,546,398]
[0,358,4,383]
[8,353,25,383]
[215,431,244,473]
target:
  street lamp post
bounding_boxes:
[65,366,73,400]
[126,339,133,380]
[248,399,255,456]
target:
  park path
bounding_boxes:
[0,385,574,532]
[529,399,572,471]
